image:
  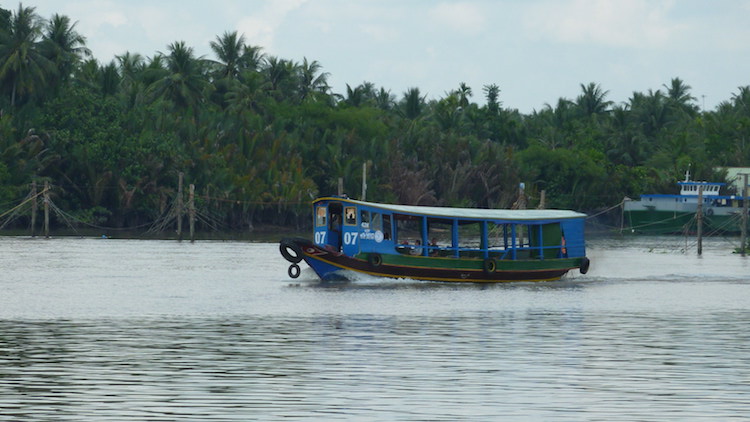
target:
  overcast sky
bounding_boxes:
[17,0,750,113]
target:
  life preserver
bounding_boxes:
[288,263,301,278]
[579,257,590,274]
[279,239,303,263]
[706,208,714,216]
[368,253,382,267]
[483,258,496,274]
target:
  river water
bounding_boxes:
[1,235,749,421]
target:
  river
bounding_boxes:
[1,235,749,421]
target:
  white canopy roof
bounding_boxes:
[316,197,586,221]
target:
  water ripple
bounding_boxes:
[2,311,750,421]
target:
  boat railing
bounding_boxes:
[415,243,568,260]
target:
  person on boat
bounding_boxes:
[345,209,356,224]
[410,239,423,256]
[429,238,439,256]
[330,214,342,250]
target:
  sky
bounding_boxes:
[14,0,750,113]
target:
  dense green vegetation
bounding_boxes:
[1,4,749,233]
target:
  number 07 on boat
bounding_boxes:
[280,196,590,282]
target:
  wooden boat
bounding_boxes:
[280,196,590,282]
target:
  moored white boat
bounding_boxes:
[623,170,748,234]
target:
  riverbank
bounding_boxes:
[0,225,308,242]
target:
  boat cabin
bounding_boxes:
[678,181,723,196]
[313,197,586,261]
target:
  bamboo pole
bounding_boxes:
[361,162,367,201]
[742,174,748,256]
[177,172,183,241]
[338,177,343,196]
[31,181,37,237]
[537,190,546,210]
[697,185,703,256]
[43,181,50,238]
[189,183,195,243]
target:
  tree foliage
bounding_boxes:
[1,3,749,232]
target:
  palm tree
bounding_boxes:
[225,69,269,118]
[731,85,750,116]
[99,60,120,97]
[576,82,612,116]
[296,57,329,102]
[116,51,145,108]
[0,4,54,106]
[483,83,501,114]
[209,30,245,79]
[41,13,90,85]
[0,8,10,31]
[264,56,297,100]
[663,77,697,116]
[240,44,265,73]
[343,83,365,107]
[148,41,210,111]
[374,87,394,110]
[455,82,472,108]
[401,87,425,119]
[117,51,144,82]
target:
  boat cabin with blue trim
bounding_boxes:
[280,196,589,282]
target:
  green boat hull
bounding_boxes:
[624,210,696,234]
[624,210,743,234]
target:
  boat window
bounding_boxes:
[394,214,422,245]
[529,223,563,259]
[487,222,510,251]
[344,207,357,225]
[427,218,453,256]
[457,220,482,257]
[516,224,529,248]
[360,210,370,228]
[383,214,392,240]
[371,212,382,232]
[316,206,327,227]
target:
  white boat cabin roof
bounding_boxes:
[315,197,586,221]
[677,181,722,196]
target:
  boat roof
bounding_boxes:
[314,197,586,221]
[677,181,725,186]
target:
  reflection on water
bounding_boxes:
[3,313,750,421]
[1,236,750,420]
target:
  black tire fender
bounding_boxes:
[288,263,301,278]
[483,258,496,274]
[280,239,303,263]
[579,257,591,274]
[368,253,382,267]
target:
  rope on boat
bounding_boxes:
[585,199,626,220]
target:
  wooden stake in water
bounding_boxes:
[43,181,50,239]
[538,190,546,210]
[742,174,748,256]
[189,183,195,243]
[31,181,37,237]
[697,185,703,256]
[177,172,184,241]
